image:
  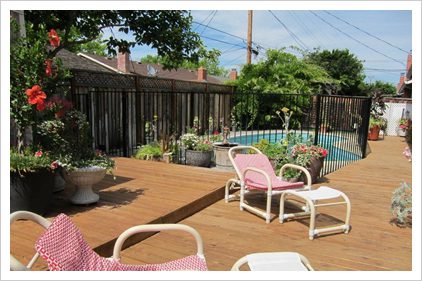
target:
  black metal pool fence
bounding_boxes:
[72,79,371,176]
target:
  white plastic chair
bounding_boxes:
[225,146,312,223]
[231,252,314,271]
[10,211,207,271]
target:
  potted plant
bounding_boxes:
[368,117,387,141]
[38,110,115,205]
[252,139,286,170]
[10,23,70,214]
[368,91,387,141]
[133,143,162,161]
[290,143,328,184]
[180,133,213,167]
[398,118,410,137]
[10,148,57,215]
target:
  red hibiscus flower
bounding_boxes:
[48,29,60,47]
[45,59,53,77]
[34,151,43,157]
[26,85,47,111]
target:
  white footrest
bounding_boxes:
[279,186,351,240]
[290,186,344,201]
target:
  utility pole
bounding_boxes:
[247,10,253,64]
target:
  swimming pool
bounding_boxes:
[230,132,361,161]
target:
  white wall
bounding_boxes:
[384,102,412,136]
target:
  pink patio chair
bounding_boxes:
[225,146,312,223]
[10,211,207,271]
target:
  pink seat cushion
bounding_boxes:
[35,214,207,271]
[234,154,304,191]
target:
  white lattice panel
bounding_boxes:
[384,102,412,136]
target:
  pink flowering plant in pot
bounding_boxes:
[290,143,328,183]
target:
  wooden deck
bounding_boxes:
[119,136,412,271]
[10,136,412,271]
[10,159,233,270]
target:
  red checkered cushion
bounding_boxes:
[35,214,207,271]
[234,154,304,191]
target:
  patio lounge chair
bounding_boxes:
[225,146,312,223]
[10,211,207,271]
[231,252,314,271]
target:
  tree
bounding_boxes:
[234,49,336,94]
[140,47,229,77]
[24,10,203,69]
[305,49,366,96]
[231,49,338,129]
[363,80,396,97]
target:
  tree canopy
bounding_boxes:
[24,10,203,69]
[233,49,337,95]
[363,80,397,97]
[140,47,229,77]
[304,49,366,96]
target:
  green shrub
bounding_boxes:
[10,147,54,174]
[134,144,162,160]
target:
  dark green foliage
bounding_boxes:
[305,48,365,96]
[24,10,202,69]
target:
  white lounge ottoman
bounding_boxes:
[279,186,351,240]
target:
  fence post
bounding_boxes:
[360,97,372,158]
[122,91,129,157]
[314,94,321,146]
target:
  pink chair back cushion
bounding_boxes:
[234,154,304,190]
[35,214,207,271]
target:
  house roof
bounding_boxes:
[78,52,228,85]
[55,49,114,73]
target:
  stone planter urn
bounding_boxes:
[10,169,54,215]
[185,150,213,167]
[213,142,238,170]
[62,166,106,205]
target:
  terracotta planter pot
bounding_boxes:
[10,169,54,215]
[305,157,324,184]
[185,150,213,167]
[368,125,380,141]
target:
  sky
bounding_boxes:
[111,10,412,85]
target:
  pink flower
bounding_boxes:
[50,161,59,169]
[34,151,43,157]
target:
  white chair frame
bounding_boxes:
[226,146,312,223]
[279,187,351,240]
[231,252,314,271]
[10,211,205,271]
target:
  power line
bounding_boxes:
[323,11,409,54]
[310,11,405,66]
[269,10,309,51]
[193,11,215,32]
[200,10,218,35]
[201,35,246,49]
[288,11,325,49]
[193,21,267,51]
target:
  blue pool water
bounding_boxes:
[230,133,361,161]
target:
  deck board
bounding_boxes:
[119,136,412,271]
